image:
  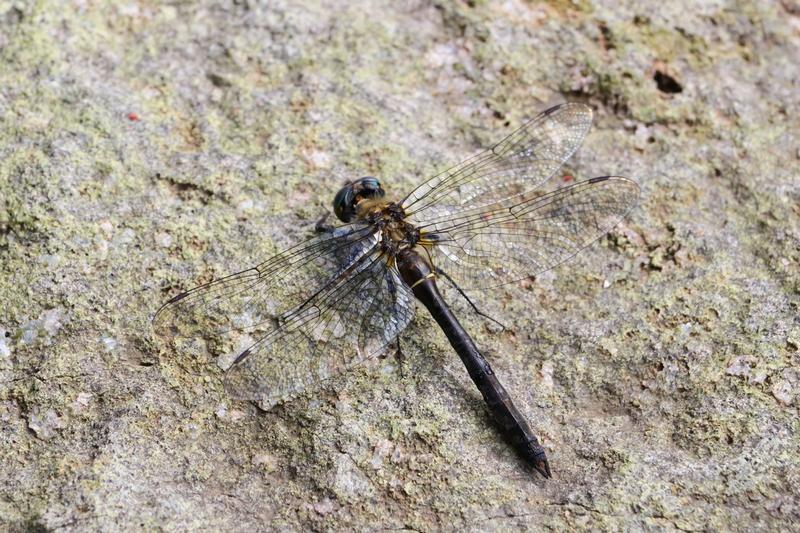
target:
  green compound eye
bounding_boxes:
[332,177,385,223]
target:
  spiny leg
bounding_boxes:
[435,267,508,331]
[315,211,335,234]
[394,336,407,378]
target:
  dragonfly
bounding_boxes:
[153,103,640,479]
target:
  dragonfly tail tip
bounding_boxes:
[533,459,552,479]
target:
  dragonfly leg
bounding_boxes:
[394,336,407,377]
[435,267,508,332]
[314,211,335,233]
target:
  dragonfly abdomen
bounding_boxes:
[396,249,551,478]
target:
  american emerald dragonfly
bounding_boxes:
[153,103,640,479]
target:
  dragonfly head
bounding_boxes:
[333,177,386,222]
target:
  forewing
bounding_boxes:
[153,223,414,405]
[399,103,638,290]
[401,103,593,217]
[420,176,641,290]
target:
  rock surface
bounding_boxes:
[1,0,798,530]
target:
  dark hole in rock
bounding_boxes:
[207,72,232,88]
[654,70,683,93]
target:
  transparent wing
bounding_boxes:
[153,223,414,406]
[223,251,414,406]
[398,103,638,289]
[419,176,641,289]
[401,103,594,218]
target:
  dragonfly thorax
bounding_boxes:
[358,201,420,255]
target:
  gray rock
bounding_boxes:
[1,0,798,530]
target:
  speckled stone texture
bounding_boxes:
[1,1,798,531]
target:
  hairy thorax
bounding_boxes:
[357,200,421,256]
